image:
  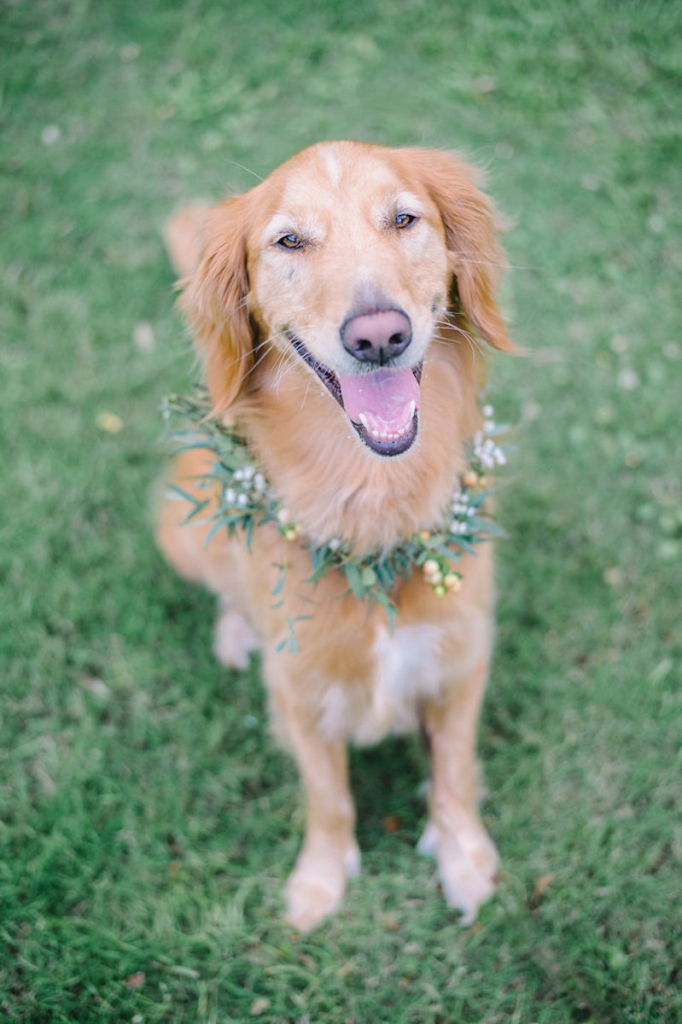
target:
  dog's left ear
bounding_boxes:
[403,149,515,353]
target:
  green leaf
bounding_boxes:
[431,541,462,563]
[272,569,286,597]
[449,536,478,556]
[361,566,378,587]
[204,516,227,547]
[375,561,395,591]
[164,482,203,508]
[287,616,299,655]
[344,562,365,600]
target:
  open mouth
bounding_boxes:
[288,334,421,457]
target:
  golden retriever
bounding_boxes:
[156,141,514,932]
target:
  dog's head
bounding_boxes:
[176,142,514,457]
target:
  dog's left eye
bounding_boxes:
[277,233,304,250]
[394,213,417,229]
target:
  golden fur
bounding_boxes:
[156,141,514,931]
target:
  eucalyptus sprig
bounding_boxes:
[162,390,511,623]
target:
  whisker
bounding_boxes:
[455,256,536,272]
[432,322,483,365]
[223,158,265,184]
[300,369,315,409]
[273,356,297,393]
[222,156,294,206]
[246,346,271,377]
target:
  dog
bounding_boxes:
[156,141,515,932]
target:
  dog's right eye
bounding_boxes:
[394,212,418,229]
[277,233,304,250]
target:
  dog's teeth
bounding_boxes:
[358,406,417,445]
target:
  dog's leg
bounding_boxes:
[420,653,499,925]
[267,664,359,932]
[283,736,360,933]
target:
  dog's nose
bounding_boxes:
[341,308,412,364]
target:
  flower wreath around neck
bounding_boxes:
[163,390,511,628]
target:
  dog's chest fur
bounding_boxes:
[318,623,444,744]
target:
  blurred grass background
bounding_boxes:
[1,0,681,1021]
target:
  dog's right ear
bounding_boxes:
[168,195,254,415]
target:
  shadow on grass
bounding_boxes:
[350,735,428,854]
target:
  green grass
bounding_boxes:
[1,0,681,1020]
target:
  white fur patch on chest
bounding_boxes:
[319,623,444,744]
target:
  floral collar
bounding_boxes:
[163,391,509,628]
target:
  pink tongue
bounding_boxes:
[336,367,420,430]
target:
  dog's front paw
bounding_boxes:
[284,842,360,933]
[419,816,498,925]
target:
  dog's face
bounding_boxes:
[247,144,451,456]
[183,142,513,456]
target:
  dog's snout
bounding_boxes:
[341,308,412,364]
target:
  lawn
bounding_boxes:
[1,0,681,1021]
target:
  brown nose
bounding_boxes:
[341,308,412,364]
